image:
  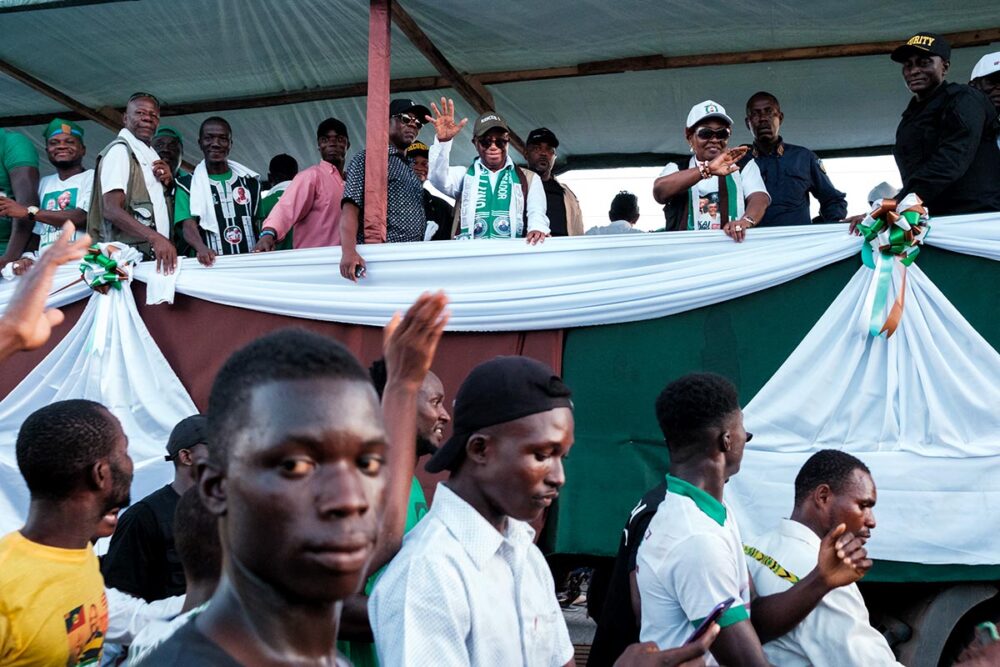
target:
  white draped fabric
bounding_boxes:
[0,286,197,535]
[921,211,1000,262]
[730,265,1000,565]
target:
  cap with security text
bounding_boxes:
[425,356,573,473]
[891,33,951,63]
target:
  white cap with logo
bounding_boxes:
[686,100,734,129]
[971,52,1000,81]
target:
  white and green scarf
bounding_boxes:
[458,160,524,239]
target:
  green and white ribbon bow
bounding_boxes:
[80,243,142,294]
[857,194,930,338]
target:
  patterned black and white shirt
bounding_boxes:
[342,145,426,243]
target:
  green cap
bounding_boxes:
[153,126,183,146]
[43,118,84,141]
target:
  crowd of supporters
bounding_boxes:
[1,31,1000,667]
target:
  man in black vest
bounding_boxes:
[102,415,208,602]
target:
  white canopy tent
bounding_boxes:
[1,0,998,175]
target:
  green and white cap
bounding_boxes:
[686,100,733,129]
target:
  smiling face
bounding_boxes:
[198,121,231,167]
[212,377,387,603]
[475,129,510,171]
[416,371,449,455]
[902,53,949,97]
[123,96,160,144]
[471,407,574,523]
[410,154,429,182]
[46,133,85,170]
[687,119,731,161]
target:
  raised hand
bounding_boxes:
[427,97,468,143]
[383,291,449,390]
[708,146,748,177]
[817,523,873,590]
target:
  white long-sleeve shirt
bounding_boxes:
[427,137,549,235]
[746,519,904,667]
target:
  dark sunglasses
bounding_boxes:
[695,127,731,141]
[477,135,510,149]
[393,113,423,128]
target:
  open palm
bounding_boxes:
[428,97,468,142]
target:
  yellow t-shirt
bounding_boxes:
[0,531,109,666]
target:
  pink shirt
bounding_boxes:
[262,161,344,248]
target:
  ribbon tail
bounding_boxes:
[879,267,908,338]
[867,253,895,337]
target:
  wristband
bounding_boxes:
[698,161,712,180]
[259,229,277,239]
[743,215,757,228]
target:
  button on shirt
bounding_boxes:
[746,519,903,667]
[745,140,847,226]
[369,483,574,667]
[636,475,752,666]
[261,161,344,249]
[342,146,427,243]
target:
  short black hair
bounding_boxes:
[317,117,349,140]
[127,92,161,109]
[609,191,639,222]
[174,488,222,584]
[655,373,740,453]
[368,358,388,399]
[16,399,119,501]
[199,116,232,139]
[207,328,370,466]
[268,153,299,180]
[746,91,780,113]
[793,450,871,507]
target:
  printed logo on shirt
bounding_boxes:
[41,187,78,211]
[233,186,250,206]
[65,605,86,633]
[224,225,244,245]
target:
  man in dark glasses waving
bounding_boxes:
[425,97,550,244]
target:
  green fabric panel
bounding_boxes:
[553,246,999,583]
[692,603,749,630]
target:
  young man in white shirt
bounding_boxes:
[745,450,904,666]
[636,373,873,667]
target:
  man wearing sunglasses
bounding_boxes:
[339,99,431,281]
[740,92,847,227]
[425,98,549,244]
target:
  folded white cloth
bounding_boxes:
[117,129,171,238]
[143,256,182,305]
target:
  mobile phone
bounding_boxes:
[685,597,735,644]
[354,265,366,279]
[975,621,999,646]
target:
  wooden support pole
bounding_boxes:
[363,0,391,244]
[0,57,120,130]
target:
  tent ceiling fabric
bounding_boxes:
[1,0,998,172]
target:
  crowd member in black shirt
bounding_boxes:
[405,141,455,240]
[588,482,667,666]
[101,414,207,602]
[890,32,1000,215]
[525,127,584,236]
[740,92,847,227]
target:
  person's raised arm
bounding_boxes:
[373,291,449,571]
[0,221,90,362]
[653,147,748,204]
[750,524,871,643]
[426,97,468,198]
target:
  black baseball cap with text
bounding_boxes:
[891,33,952,63]
[425,356,573,473]
[526,127,559,148]
[472,111,510,138]
[389,98,431,122]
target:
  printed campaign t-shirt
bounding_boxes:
[0,531,110,666]
[174,171,262,256]
[0,129,40,254]
[33,169,94,251]
[659,157,768,230]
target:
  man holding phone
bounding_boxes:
[637,374,872,666]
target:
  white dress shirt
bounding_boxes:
[427,138,549,235]
[746,519,904,667]
[369,483,574,667]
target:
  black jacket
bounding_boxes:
[893,82,1000,215]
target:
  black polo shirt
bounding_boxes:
[894,82,1000,215]
[588,482,668,667]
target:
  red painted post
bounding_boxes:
[363,0,391,243]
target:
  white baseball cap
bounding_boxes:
[971,52,1000,81]
[686,100,733,129]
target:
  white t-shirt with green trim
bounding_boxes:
[659,158,768,230]
[636,475,752,665]
[33,169,92,251]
